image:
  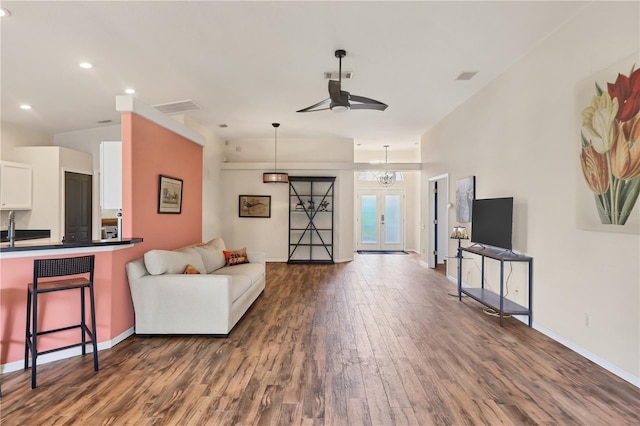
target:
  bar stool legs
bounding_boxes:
[24,255,99,389]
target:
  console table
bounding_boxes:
[457,245,533,327]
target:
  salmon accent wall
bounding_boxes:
[122,112,203,255]
[118,112,203,334]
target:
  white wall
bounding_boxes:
[225,137,354,163]
[420,2,639,384]
[354,147,420,163]
[54,125,121,170]
[220,168,354,262]
[0,122,52,161]
[183,116,225,241]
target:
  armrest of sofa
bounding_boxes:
[247,251,265,265]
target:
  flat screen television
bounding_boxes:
[471,197,513,250]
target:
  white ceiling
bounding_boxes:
[1,1,587,152]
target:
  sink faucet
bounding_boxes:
[8,210,16,247]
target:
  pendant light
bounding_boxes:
[377,145,396,187]
[263,123,289,183]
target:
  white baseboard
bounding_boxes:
[531,323,639,388]
[1,327,134,374]
[447,276,639,388]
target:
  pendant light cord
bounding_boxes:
[272,122,280,172]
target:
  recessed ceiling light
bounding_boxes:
[125,88,135,94]
[20,104,32,110]
[79,62,93,69]
[0,7,11,17]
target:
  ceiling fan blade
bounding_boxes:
[328,80,342,102]
[296,98,330,113]
[350,104,387,111]
[349,94,388,111]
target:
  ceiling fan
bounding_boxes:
[297,49,388,113]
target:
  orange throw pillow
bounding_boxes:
[223,248,249,266]
[183,264,201,274]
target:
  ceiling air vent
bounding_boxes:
[324,71,353,79]
[456,71,478,81]
[153,99,200,115]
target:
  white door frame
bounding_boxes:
[427,174,449,268]
[356,188,406,251]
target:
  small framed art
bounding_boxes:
[239,195,271,218]
[158,175,183,214]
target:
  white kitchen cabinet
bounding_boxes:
[100,141,122,209]
[0,161,33,210]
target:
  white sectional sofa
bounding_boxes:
[125,237,265,336]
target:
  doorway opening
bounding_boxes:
[427,174,448,270]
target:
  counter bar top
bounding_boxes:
[0,237,143,258]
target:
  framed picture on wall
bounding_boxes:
[158,175,183,214]
[239,195,271,218]
[456,176,475,223]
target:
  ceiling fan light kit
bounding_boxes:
[297,49,388,113]
[263,123,289,184]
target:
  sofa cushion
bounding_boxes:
[144,247,207,275]
[223,248,249,266]
[227,274,252,302]
[215,263,264,285]
[195,237,227,273]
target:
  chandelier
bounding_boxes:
[377,145,396,187]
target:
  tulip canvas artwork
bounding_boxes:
[578,55,640,233]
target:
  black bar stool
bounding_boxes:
[24,255,99,389]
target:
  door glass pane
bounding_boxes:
[384,195,401,244]
[361,195,377,244]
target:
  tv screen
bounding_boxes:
[471,197,513,250]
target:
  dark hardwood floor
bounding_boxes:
[1,253,639,425]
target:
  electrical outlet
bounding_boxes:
[585,313,591,327]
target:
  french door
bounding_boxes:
[356,189,405,251]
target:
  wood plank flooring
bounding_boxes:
[1,253,639,425]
